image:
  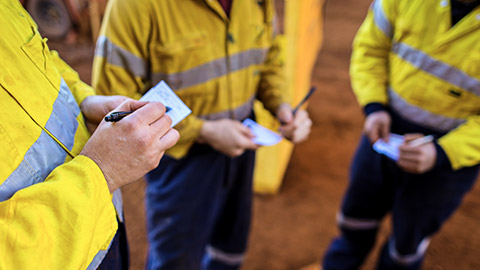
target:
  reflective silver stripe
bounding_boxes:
[112,189,124,222]
[45,79,80,151]
[95,35,147,78]
[372,0,393,38]
[198,95,255,121]
[0,131,67,202]
[152,48,268,90]
[388,237,430,266]
[86,237,113,270]
[388,88,466,132]
[206,246,244,266]
[336,212,380,230]
[0,79,79,202]
[392,42,480,96]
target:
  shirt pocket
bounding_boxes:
[21,30,60,87]
[151,32,211,77]
[151,32,217,102]
[464,52,480,77]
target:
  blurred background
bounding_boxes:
[25,0,480,269]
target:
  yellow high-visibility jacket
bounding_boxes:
[351,0,480,170]
[92,0,287,159]
[0,1,119,269]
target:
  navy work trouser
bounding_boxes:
[145,143,255,270]
[323,135,479,270]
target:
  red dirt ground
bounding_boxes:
[49,0,480,269]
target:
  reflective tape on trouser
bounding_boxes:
[206,246,245,266]
[336,212,380,230]
[388,237,431,266]
[388,88,465,132]
[372,0,393,38]
[392,42,480,96]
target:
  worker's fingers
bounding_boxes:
[403,133,424,144]
[121,101,167,125]
[149,114,173,136]
[157,129,180,151]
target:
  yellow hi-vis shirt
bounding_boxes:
[0,1,119,269]
[92,0,288,159]
[351,0,480,170]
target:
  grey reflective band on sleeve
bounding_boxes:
[0,79,78,202]
[336,212,380,230]
[206,246,245,266]
[388,88,466,132]
[372,0,393,38]
[45,79,80,151]
[86,238,114,270]
[112,189,124,222]
[95,36,148,79]
[152,48,268,90]
[0,130,67,202]
[392,42,480,97]
[388,237,431,266]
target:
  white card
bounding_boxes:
[372,133,404,161]
[140,81,191,127]
[242,118,283,146]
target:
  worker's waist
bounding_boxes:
[389,108,447,138]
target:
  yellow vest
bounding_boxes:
[0,1,118,268]
[92,0,287,159]
[351,0,480,170]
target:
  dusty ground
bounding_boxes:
[49,0,480,269]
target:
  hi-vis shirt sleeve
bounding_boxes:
[256,7,289,114]
[92,0,204,159]
[0,155,117,269]
[438,116,480,170]
[350,0,398,107]
[91,0,149,100]
[51,50,95,106]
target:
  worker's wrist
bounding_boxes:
[433,141,451,170]
[197,120,213,143]
[364,103,387,116]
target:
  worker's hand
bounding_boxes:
[80,95,130,133]
[397,133,437,174]
[80,100,179,193]
[277,103,312,143]
[197,119,259,157]
[364,110,391,143]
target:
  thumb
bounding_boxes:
[403,133,424,144]
[238,122,255,138]
[380,122,390,141]
[277,103,293,124]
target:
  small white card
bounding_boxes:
[242,118,283,146]
[140,81,191,127]
[372,133,404,161]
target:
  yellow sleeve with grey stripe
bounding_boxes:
[350,0,398,107]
